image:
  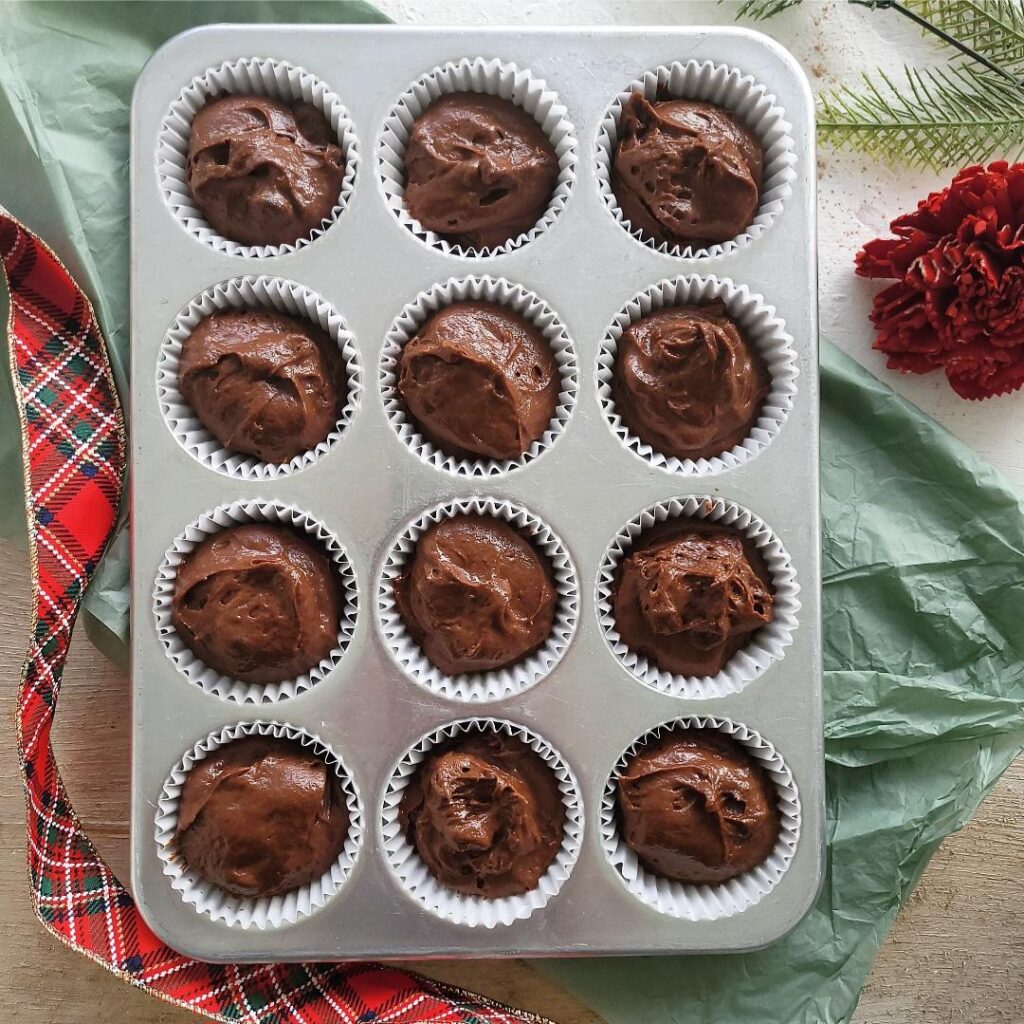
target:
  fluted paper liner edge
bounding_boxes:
[155,720,363,929]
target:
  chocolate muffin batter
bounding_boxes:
[176,736,349,898]
[617,728,779,884]
[179,309,346,464]
[612,93,763,247]
[612,521,773,677]
[187,94,344,246]
[395,514,556,676]
[613,304,768,461]
[403,92,559,249]
[398,301,559,460]
[171,524,341,685]
[399,731,564,897]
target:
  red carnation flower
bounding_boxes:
[856,161,1024,399]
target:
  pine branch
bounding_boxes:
[818,63,1024,169]
[728,0,1024,168]
[904,0,1024,71]
[732,0,804,20]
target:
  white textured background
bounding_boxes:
[375,0,1024,492]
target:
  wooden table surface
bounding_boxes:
[0,536,1021,1023]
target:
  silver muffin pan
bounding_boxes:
[130,24,822,960]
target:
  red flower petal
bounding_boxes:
[855,161,1024,399]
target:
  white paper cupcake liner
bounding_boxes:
[381,276,578,476]
[158,57,359,257]
[595,60,797,259]
[158,276,362,480]
[597,275,797,476]
[378,497,578,702]
[155,720,363,929]
[381,718,583,927]
[377,57,577,257]
[601,716,800,920]
[597,496,799,698]
[154,499,358,703]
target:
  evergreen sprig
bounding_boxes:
[818,63,1024,168]
[734,0,804,20]
[906,1,1024,71]
[731,0,1024,169]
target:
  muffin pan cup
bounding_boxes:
[378,56,578,257]
[380,274,579,477]
[378,495,579,702]
[381,718,584,927]
[158,275,363,480]
[152,498,359,704]
[594,58,797,259]
[155,720,364,929]
[158,57,360,257]
[596,274,798,476]
[600,716,800,921]
[131,25,822,961]
[596,495,800,699]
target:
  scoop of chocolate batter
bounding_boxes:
[171,524,341,685]
[399,731,564,897]
[176,736,349,898]
[395,514,556,676]
[612,522,773,677]
[612,94,762,247]
[612,304,768,462]
[398,301,559,460]
[403,92,558,249]
[179,309,346,464]
[617,728,779,884]
[187,94,344,246]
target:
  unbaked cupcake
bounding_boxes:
[175,736,349,897]
[171,524,341,684]
[612,94,762,247]
[617,727,779,883]
[403,93,558,248]
[187,94,344,246]
[395,514,556,675]
[400,731,564,897]
[398,301,558,460]
[179,308,346,464]
[612,521,774,677]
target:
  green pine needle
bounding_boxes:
[905,0,1024,71]
[728,0,1024,168]
[818,62,1024,170]
[732,0,804,21]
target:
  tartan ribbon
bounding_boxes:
[0,206,551,1024]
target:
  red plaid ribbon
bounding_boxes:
[0,207,550,1024]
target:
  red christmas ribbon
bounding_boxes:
[0,206,549,1024]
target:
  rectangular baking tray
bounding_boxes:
[130,23,822,960]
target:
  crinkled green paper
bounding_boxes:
[2,4,1023,1024]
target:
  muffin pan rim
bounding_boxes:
[131,24,822,960]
